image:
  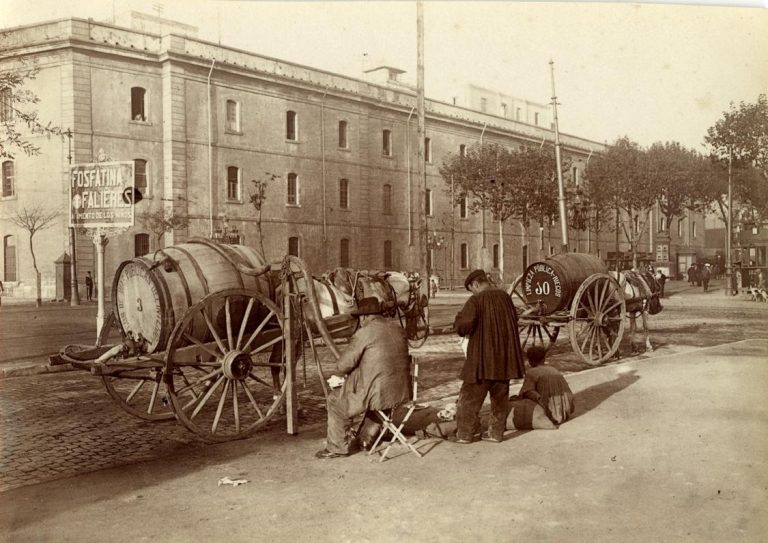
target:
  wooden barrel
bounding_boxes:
[521,254,607,315]
[112,239,274,353]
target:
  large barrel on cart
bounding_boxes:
[56,238,298,442]
[112,241,276,354]
[509,254,628,365]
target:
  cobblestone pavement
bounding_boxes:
[1,300,766,493]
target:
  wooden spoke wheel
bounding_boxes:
[508,275,561,351]
[568,273,626,365]
[404,294,429,349]
[165,288,287,442]
[98,311,175,421]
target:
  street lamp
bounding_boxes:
[212,214,240,245]
[426,231,445,297]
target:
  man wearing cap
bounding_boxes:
[702,263,712,292]
[315,296,412,459]
[453,269,525,443]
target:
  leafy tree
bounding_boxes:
[248,172,279,257]
[705,94,768,175]
[647,141,708,230]
[3,205,59,306]
[1,38,63,158]
[585,137,660,268]
[439,142,558,282]
[704,95,768,222]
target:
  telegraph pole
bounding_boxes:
[726,146,733,296]
[549,60,569,253]
[417,0,427,285]
[66,129,80,306]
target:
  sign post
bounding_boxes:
[69,157,134,339]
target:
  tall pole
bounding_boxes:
[549,60,569,253]
[417,0,427,283]
[66,129,80,306]
[726,146,733,296]
[450,174,455,290]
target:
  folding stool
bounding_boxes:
[368,356,424,462]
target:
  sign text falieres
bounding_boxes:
[69,162,135,228]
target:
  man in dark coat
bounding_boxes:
[453,269,525,443]
[315,297,412,459]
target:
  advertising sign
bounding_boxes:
[69,161,135,228]
[655,243,670,263]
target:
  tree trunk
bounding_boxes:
[498,219,504,286]
[29,233,41,307]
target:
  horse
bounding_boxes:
[610,269,663,354]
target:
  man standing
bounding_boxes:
[85,271,94,302]
[315,297,412,459]
[453,269,525,443]
[702,264,711,292]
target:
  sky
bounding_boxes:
[1,0,766,151]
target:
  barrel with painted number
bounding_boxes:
[112,239,274,353]
[521,253,607,315]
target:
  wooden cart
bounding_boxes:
[507,253,628,365]
[52,239,428,442]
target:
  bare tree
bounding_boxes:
[138,208,190,248]
[3,205,59,306]
[248,172,279,257]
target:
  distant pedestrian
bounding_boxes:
[702,264,711,292]
[453,269,525,443]
[85,271,94,301]
[687,264,696,286]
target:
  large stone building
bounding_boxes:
[2,15,684,300]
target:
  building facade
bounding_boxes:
[1,16,631,300]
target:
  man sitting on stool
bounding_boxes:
[315,296,412,459]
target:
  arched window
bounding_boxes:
[1,160,14,197]
[425,189,433,216]
[227,166,241,201]
[493,244,499,269]
[459,144,466,157]
[286,110,297,141]
[460,243,468,269]
[226,100,240,132]
[134,233,150,257]
[677,218,684,238]
[133,159,147,190]
[339,178,349,209]
[382,184,393,215]
[288,236,300,257]
[3,234,17,281]
[692,221,697,238]
[424,137,432,162]
[459,196,468,219]
[287,173,299,205]
[338,120,348,148]
[340,238,350,267]
[131,87,146,121]
[383,240,392,268]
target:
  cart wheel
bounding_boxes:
[99,311,175,421]
[406,294,429,349]
[509,275,560,351]
[568,273,626,365]
[165,288,287,442]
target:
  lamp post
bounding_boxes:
[65,129,80,306]
[212,214,240,245]
[426,231,445,298]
